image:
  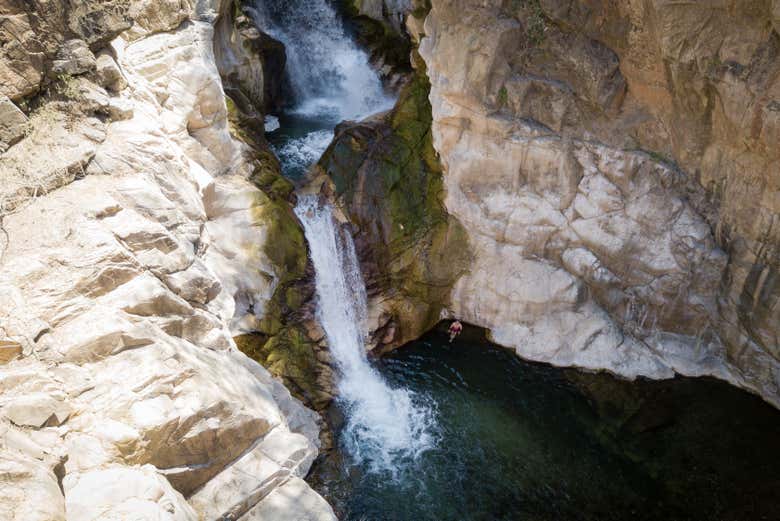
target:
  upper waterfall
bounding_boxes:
[250,0,395,178]
[249,0,393,121]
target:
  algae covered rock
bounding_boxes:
[224,87,334,410]
[240,193,335,411]
[317,70,471,351]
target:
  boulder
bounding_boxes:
[188,428,317,519]
[51,39,96,76]
[2,393,71,428]
[64,465,196,521]
[316,72,471,352]
[240,477,338,521]
[0,450,65,521]
[125,0,191,41]
[106,97,134,121]
[94,53,127,92]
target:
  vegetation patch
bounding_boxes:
[508,0,547,45]
[497,85,509,108]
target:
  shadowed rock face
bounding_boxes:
[336,0,419,88]
[416,0,779,405]
[215,2,288,115]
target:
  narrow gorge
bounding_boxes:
[0,1,778,520]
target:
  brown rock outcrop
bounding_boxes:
[415,0,779,405]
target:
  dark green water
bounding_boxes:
[310,326,780,521]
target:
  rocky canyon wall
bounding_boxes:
[0,1,335,519]
[415,0,779,405]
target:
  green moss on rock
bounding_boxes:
[239,195,329,409]
[239,184,330,409]
[317,71,471,348]
[226,89,330,410]
[235,329,331,409]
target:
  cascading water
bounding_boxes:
[240,5,780,519]
[249,0,432,472]
[249,0,394,178]
[254,0,436,484]
[250,0,391,119]
[294,196,437,474]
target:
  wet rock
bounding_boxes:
[338,0,416,88]
[215,6,287,114]
[622,393,677,434]
[316,71,471,351]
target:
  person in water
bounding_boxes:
[448,320,463,343]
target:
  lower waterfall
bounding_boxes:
[294,196,437,475]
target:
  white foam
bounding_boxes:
[275,130,333,175]
[249,0,394,122]
[295,196,438,476]
[264,115,280,132]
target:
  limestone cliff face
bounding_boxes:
[0,1,335,520]
[416,0,779,405]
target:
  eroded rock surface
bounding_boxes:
[417,0,779,404]
[0,1,335,519]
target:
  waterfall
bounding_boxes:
[249,0,393,121]
[249,0,394,178]
[251,0,431,474]
[295,196,437,475]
